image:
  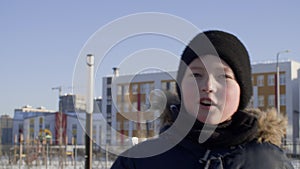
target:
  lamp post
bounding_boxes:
[45,134,52,169]
[276,50,290,115]
[85,54,94,169]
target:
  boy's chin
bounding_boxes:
[197,114,223,125]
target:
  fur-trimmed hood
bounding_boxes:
[160,92,287,147]
[245,108,287,146]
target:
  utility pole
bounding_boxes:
[275,50,290,115]
[85,54,94,169]
[52,86,64,168]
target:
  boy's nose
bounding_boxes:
[201,76,215,93]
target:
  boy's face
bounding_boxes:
[181,55,240,124]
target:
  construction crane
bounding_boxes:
[52,86,63,113]
[52,86,62,97]
[51,85,65,168]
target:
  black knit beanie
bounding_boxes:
[176,30,252,110]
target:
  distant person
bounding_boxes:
[111,30,294,169]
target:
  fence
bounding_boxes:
[0,144,115,169]
[1,143,300,169]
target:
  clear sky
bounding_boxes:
[1,1,300,117]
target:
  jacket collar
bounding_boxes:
[185,110,258,149]
[161,106,286,148]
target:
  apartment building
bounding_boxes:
[59,94,86,113]
[0,115,13,155]
[102,68,177,146]
[251,60,300,153]
[101,60,300,153]
[12,96,105,147]
[12,105,56,144]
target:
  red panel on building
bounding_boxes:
[55,112,67,144]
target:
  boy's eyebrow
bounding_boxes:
[223,66,234,73]
[189,66,205,71]
[188,65,234,74]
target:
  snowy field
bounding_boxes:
[291,159,300,169]
[0,156,114,169]
[0,156,299,169]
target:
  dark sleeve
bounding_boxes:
[243,142,294,169]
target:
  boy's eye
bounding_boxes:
[215,74,231,79]
[192,73,202,77]
[223,74,235,79]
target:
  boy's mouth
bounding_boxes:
[200,98,215,107]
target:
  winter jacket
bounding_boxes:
[111,108,294,169]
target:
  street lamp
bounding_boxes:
[86,54,94,169]
[45,134,52,169]
[276,50,290,115]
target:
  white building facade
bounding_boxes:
[251,60,300,154]
[101,60,300,154]
[102,70,177,146]
[13,105,106,147]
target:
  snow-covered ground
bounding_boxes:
[0,155,114,169]
[291,159,300,169]
[0,155,299,169]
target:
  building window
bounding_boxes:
[99,126,102,145]
[123,121,129,130]
[149,83,155,91]
[18,123,23,133]
[131,84,138,94]
[123,103,130,112]
[171,81,177,92]
[117,103,122,112]
[107,112,112,118]
[161,81,176,91]
[132,102,138,111]
[107,88,112,96]
[258,96,264,107]
[280,74,286,85]
[29,119,35,129]
[147,121,154,130]
[124,84,129,95]
[117,122,121,130]
[72,124,77,137]
[29,119,35,139]
[280,94,286,106]
[39,117,43,130]
[268,95,275,107]
[45,124,50,130]
[133,122,139,130]
[257,75,264,87]
[140,83,149,94]
[107,105,112,113]
[267,74,275,86]
[107,77,112,85]
[140,123,147,130]
[140,101,147,111]
[117,85,123,95]
[93,125,97,140]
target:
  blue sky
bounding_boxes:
[1,1,300,116]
